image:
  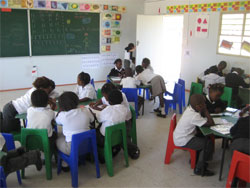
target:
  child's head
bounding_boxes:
[48,79,56,94]
[190,94,206,112]
[114,59,123,70]
[131,57,136,64]
[209,66,218,74]
[218,61,227,71]
[208,83,224,102]
[108,89,123,105]
[135,65,144,74]
[58,92,79,112]
[33,76,52,94]
[125,68,133,77]
[142,58,150,69]
[125,43,135,52]
[101,83,117,101]
[77,72,90,86]
[31,89,49,108]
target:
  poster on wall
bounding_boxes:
[195,14,209,38]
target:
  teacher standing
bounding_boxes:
[124,43,136,69]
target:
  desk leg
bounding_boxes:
[201,136,208,177]
[142,89,145,116]
[22,119,26,128]
[219,138,227,181]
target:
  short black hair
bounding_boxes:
[125,68,133,77]
[31,89,49,107]
[49,79,55,90]
[101,83,117,95]
[131,57,136,62]
[108,89,123,105]
[218,61,227,67]
[125,43,135,52]
[33,76,51,89]
[142,58,150,66]
[209,66,218,74]
[209,83,224,93]
[58,92,79,112]
[78,72,90,85]
[114,58,122,65]
[135,65,144,74]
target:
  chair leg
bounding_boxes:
[122,133,129,168]
[164,145,174,164]
[57,155,62,175]
[189,151,196,169]
[44,153,52,180]
[104,145,114,177]
[179,102,183,114]
[70,165,78,188]
[16,171,22,185]
[91,138,100,178]
[164,102,170,115]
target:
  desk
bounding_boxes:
[238,88,250,105]
[138,85,151,116]
[199,116,237,180]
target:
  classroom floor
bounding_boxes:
[0,84,232,187]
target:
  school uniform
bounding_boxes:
[173,106,213,170]
[198,65,223,80]
[135,69,166,97]
[120,77,140,88]
[201,73,225,94]
[108,66,125,77]
[55,108,94,155]
[130,62,136,75]
[75,83,97,100]
[205,95,227,113]
[124,50,132,69]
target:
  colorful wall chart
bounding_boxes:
[166,1,250,14]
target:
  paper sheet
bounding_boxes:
[211,123,234,135]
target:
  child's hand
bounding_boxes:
[89,102,96,108]
[49,101,56,111]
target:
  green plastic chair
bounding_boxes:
[11,131,21,142]
[97,89,103,100]
[221,87,232,107]
[102,122,129,177]
[21,128,52,180]
[188,82,203,105]
[129,106,137,145]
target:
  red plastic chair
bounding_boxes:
[226,150,250,188]
[164,114,196,169]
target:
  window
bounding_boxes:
[218,13,250,57]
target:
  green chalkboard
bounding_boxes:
[0,9,30,57]
[30,10,100,56]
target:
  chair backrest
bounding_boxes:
[97,89,103,100]
[173,83,182,102]
[178,79,185,90]
[90,79,95,90]
[221,87,232,107]
[233,150,250,181]
[105,122,126,147]
[122,88,138,104]
[188,82,203,104]
[168,114,177,145]
[2,133,15,151]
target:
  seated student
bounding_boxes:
[199,61,227,80]
[75,72,97,103]
[201,66,225,94]
[1,76,57,133]
[108,59,125,77]
[173,94,215,176]
[205,83,227,113]
[55,92,95,157]
[27,89,57,152]
[226,68,249,107]
[141,57,154,72]
[135,63,166,118]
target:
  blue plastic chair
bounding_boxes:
[106,75,111,83]
[90,79,95,90]
[57,129,100,188]
[138,88,150,100]
[178,79,186,107]
[0,166,7,188]
[1,133,22,186]
[164,83,183,115]
[122,88,139,118]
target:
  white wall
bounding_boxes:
[0,0,144,90]
[144,0,250,90]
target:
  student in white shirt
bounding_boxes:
[136,61,166,118]
[56,92,94,158]
[2,76,57,133]
[201,66,225,94]
[27,89,57,152]
[141,57,154,72]
[173,94,215,176]
[75,72,96,103]
[124,43,135,69]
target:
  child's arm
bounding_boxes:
[202,108,215,127]
[89,99,103,108]
[79,97,91,103]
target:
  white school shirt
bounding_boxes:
[0,134,5,150]
[124,50,130,60]
[75,83,97,100]
[173,106,207,147]
[55,108,94,142]
[101,93,132,120]
[27,107,55,137]
[135,69,157,85]
[97,104,128,136]
[120,77,140,89]
[201,73,225,94]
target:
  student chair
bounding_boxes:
[221,87,232,107]
[57,130,100,188]
[11,131,21,142]
[188,82,203,105]
[90,79,95,90]
[21,128,53,180]
[97,89,103,100]
[106,75,111,83]
[164,83,183,115]
[129,106,137,145]
[226,150,250,188]
[1,133,22,186]
[178,79,186,107]
[0,166,7,188]
[122,88,139,118]
[164,114,196,169]
[100,122,129,177]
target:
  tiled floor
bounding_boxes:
[0,84,231,187]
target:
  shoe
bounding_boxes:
[157,113,166,118]
[154,108,161,113]
[61,166,70,172]
[35,151,43,171]
[194,167,214,176]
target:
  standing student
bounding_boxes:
[108,59,125,77]
[124,43,135,69]
[1,76,57,133]
[173,94,215,176]
[205,83,227,113]
[130,57,136,75]
[75,72,96,103]
[135,61,166,118]
[27,89,57,152]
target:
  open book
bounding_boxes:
[210,118,234,135]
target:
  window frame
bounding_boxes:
[217,11,250,58]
